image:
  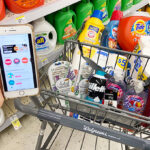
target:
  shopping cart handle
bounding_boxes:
[14,99,38,116]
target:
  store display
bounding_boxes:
[75,0,93,30]
[0,108,5,127]
[101,10,123,49]
[86,70,106,105]
[91,0,108,22]
[108,0,121,18]
[123,80,148,114]
[54,7,77,44]
[0,0,5,21]
[117,12,150,52]
[72,10,104,70]
[5,0,44,14]
[33,17,57,56]
[121,0,133,11]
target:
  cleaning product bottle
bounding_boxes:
[75,0,94,30]
[108,0,121,18]
[72,10,105,71]
[123,80,148,114]
[86,70,106,105]
[101,10,123,49]
[33,17,57,56]
[133,0,141,5]
[5,0,44,14]
[54,7,77,44]
[45,13,55,26]
[0,0,5,21]
[117,12,150,52]
[121,0,133,11]
[146,5,150,15]
[91,0,108,23]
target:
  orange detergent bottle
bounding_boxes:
[5,0,44,14]
[117,12,150,52]
[0,0,5,21]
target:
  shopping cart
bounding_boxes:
[14,40,150,150]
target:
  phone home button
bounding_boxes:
[19,91,25,96]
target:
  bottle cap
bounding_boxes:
[91,10,103,20]
[96,70,106,76]
[134,80,144,94]
[110,10,123,21]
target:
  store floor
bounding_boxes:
[0,115,125,150]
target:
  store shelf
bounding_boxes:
[0,0,81,25]
[123,0,149,16]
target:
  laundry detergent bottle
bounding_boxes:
[72,10,105,70]
[121,0,133,11]
[0,0,5,21]
[101,10,123,49]
[75,0,94,30]
[5,0,44,14]
[117,12,150,52]
[54,8,77,44]
[33,17,57,56]
[108,0,121,18]
[91,0,108,23]
[133,0,141,5]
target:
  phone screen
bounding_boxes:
[0,33,37,92]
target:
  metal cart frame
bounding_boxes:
[14,40,150,150]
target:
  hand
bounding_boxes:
[0,78,4,107]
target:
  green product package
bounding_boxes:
[54,7,77,44]
[91,0,108,22]
[45,13,54,26]
[108,0,121,18]
[133,0,141,5]
[121,0,133,11]
[75,0,94,30]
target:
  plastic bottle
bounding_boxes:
[121,0,133,11]
[108,0,121,18]
[54,7,77,44]
[75,0,94,30]
[133,0,141,5]
[72,10,105,71]
[117,12,150,52]
[146,5,150,15]
[5,0,44,14]
[0,0,5,21]
[33,17,57,56]
[0,108,5,127]
[123,80,148,114]
[45,13,55,26]
[86,70,106,105]
[101,10,123,49]
[91,0,108,23]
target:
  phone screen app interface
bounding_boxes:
[0,34,36,91]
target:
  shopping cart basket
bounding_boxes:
[14,40,150,150]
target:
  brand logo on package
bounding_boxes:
[88,25,99,33]
[36,36,46,45]
[134,20,146,34]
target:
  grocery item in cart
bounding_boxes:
[108,0,121,18]
[54,7,77,44]
[101,10,123,49]
[72,10,104,71]
[121,0,133,11]
[0,108,5,126]
[0,0,5,21]
[75,0,94,30]
[33,17,57,56]
[129,36,150,80]
[117,12,150,52]
[86,70,106,105]
[48,61,76,107]
[91,0,108,22]
[123,80,148,114]
[5,0,44,14]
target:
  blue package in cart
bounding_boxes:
[48,61,76,107]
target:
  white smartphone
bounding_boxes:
[0,25,39,99]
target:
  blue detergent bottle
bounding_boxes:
[101,10,123,49]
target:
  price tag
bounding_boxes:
[10,115,22,130]
[16,16,26,24]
